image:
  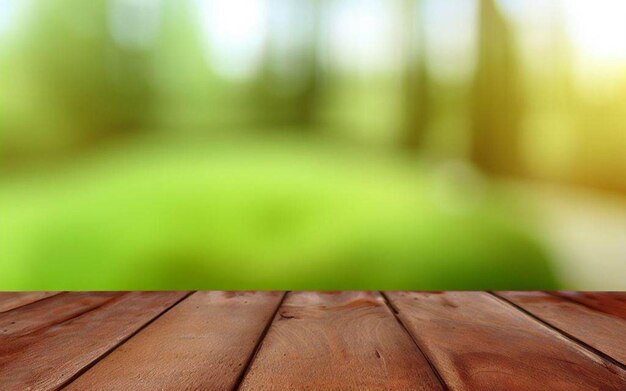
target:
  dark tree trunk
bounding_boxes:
[470,0,524,176]
[402,0,430,150]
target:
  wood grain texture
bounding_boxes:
[497,291,626,365]
[239,291,443,391]
[385,291,626,391]
[0,292,61,313]
[0,292,120,337]
[550,291,626,320]
[66,291,284,391]
[0,291,186,391]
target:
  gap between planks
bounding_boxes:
[488,291,626,372]
[0,292,64,313]
[218,290,626,390]
[237,291,444,390]
[234,291,448,390]
[233,291,288,390]
[49,293,125,334]
[379,291,449,391]
[34,291,624,390]
[58,291,195,390]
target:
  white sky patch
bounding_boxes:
[496,0,526,23]
[563,0,626,64]
[109,0,161,50]
[0,0,29,38]
[560,0,626,94]
[501,1,564,75]
[265,0,316,94]
[197,0,268,81]
[423,0,478,84]
[323,0,403,75]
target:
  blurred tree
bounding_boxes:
[522,3,576,183]
[288,0,323,127]
[150,0,217,132]
[402,0,430,150]
[16,0,153,149]
[470,0,524,176]
[254,0,322,128]
[295,0,323,127]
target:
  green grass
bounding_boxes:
[0,137,558,290]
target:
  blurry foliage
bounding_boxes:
[0,139,557,289]
[0,0,625,288]
[2,0,153,158]
[1,0,624,191]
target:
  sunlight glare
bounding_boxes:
[197,0,268,81]
[564,0,626,64]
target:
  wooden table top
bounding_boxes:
[0,291,624,390]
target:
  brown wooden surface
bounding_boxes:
[497,291,626,365]
[0,291,625,391]
[385,291,626,391]
[0,292,120,336]
[66,291,284,391]
[0,291,187,390]
[240,291,443,390]
[0,292,61,313]
[550,291,626,319]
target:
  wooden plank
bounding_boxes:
[550,291,626,320]
[0,292,61,313]
[497,291,626,365]
[239,291,443,391]
[385,291,626,391]
[0,292,120,336]
[65,291,284,391]
[0,291,187,390]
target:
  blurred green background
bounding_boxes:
[1,0,625,290]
